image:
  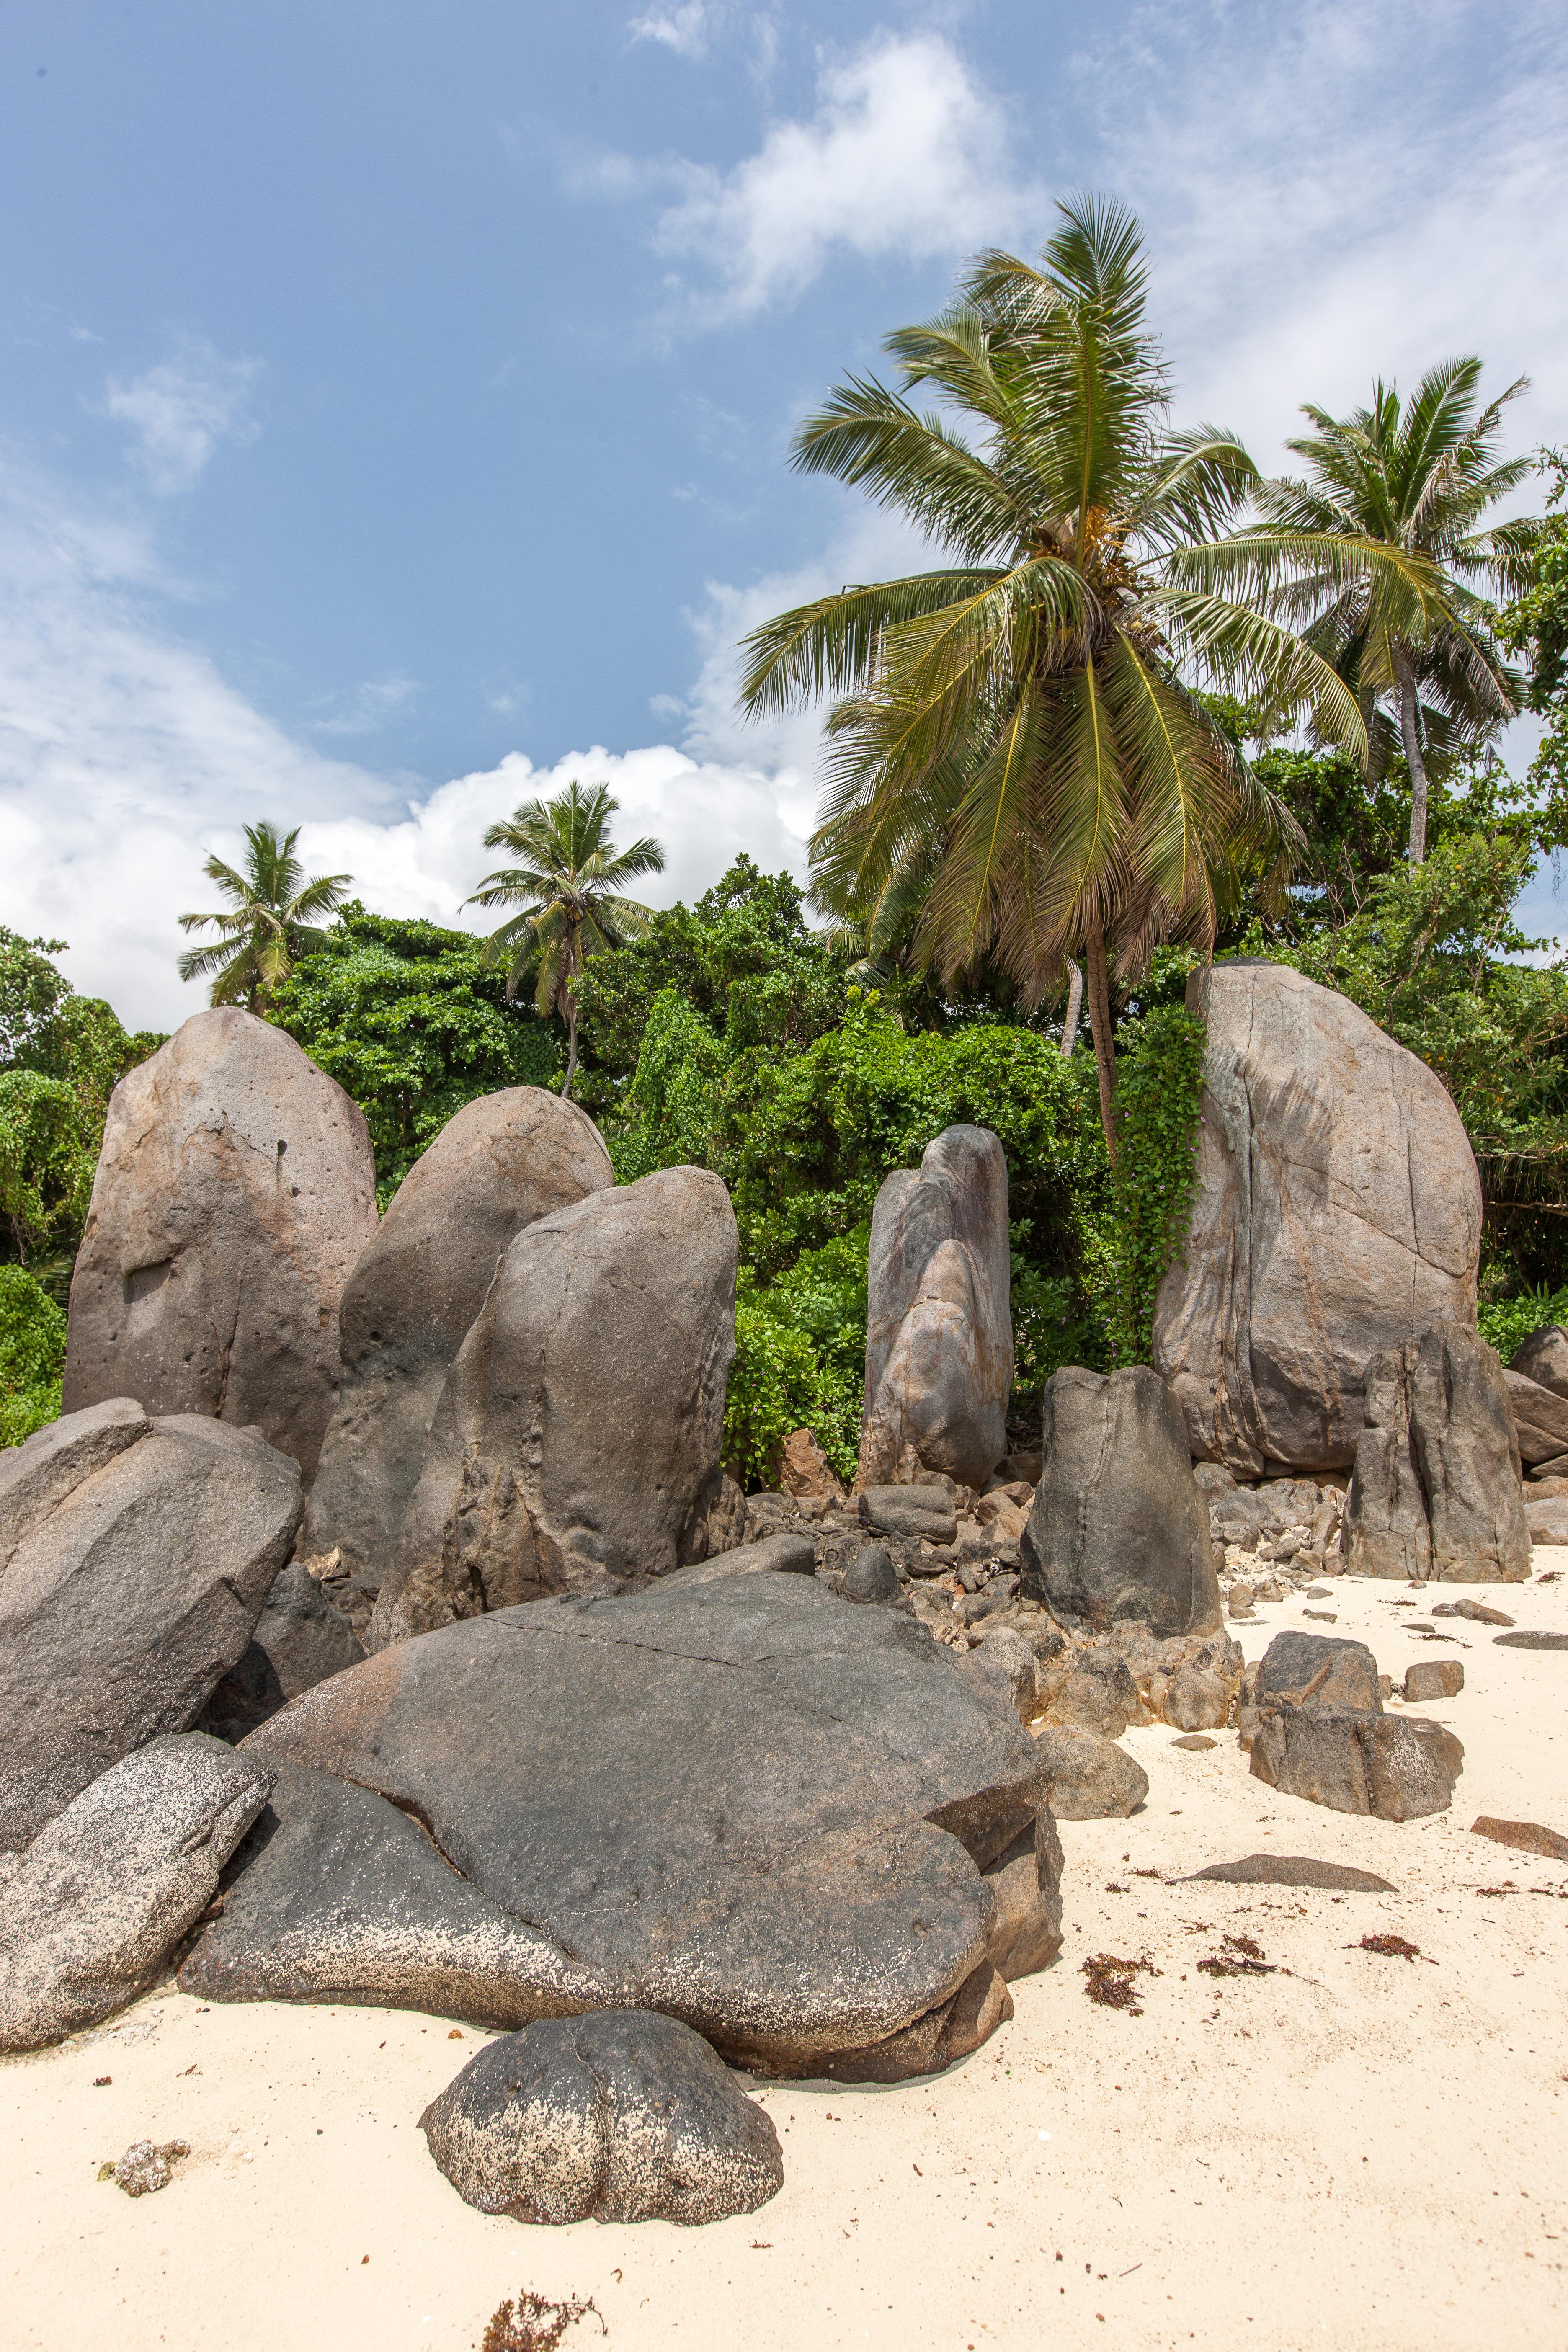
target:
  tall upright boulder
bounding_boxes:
[858,1126,1012,1493]
[63,1010,377,1480]
[1019,1365,1221,1638]
[298,1088,613,1585]
[0,1399,302,1849]
[1344,1321,1530,1582]
[371,1165,738,1644]
[1152,960,1482,1477]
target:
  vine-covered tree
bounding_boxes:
[178,821,352,1011]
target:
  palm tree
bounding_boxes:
[178,822,351,1013]
[466,780,664,1099]
[738,198,1434,1153]
[1257,361,1536,864]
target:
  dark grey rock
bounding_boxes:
[1249,1708,1463,1819]
[419,2010,784,2226]
[1152,961,1482,1476]
[1020,1365,1221,1637]
[662,1530,817,1587]
[858,1485,958,1545]
[0,1404,302,1849]
[199,1563,366,1741]
[189,1570,1052,2079]
[1184,1854,1396,1892]
[1509,1326,1568,1402]
[858,1126,1012,1491]
[1346,1325,1530,1581]
[63,1008,378,1483]
[299,1088,612,1584]
[1245,1630,1382,1718]
[842,1544,902,1604]
[1032,1727,1148,1820]
[375,1167,738,1644]
[962,1627,1039,1723]
[0,1735,271,2050]
[1493,1630,1568,1650]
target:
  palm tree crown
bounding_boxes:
[1257,359,1536,863]
[178,822,351,1014]
[737,198,1421,1151]
[466,779,664,1099]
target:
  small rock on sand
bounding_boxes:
[1171,1735,1217,1751]
[1470,1815,1568,1863]
[1183,1855,1396,1892]
[1493,1631,1568,1650]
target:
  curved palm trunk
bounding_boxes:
[1084,923,1118,1161]
[562,1005,579,1100]
[1398,649,1430,867]
[1060,958,1084,1057]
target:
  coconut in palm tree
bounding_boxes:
[466,780,664,1099]
[738,198,1420,1151]
[1258,360,1536,864]
[178,822,352,1013]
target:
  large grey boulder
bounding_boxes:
[371,1167,737,1645]
[1152,961,1482,1477]
[1019,1365,1221,1637]
[298,1088,612,1586]
[857,1126,1012,1492]
[0,1400,302,1849]
[1345,1323,1530,1582]
[185,1570,1056,2079]
[0,1735,271,2051]
[419,2010,784,2227]
[62,1010,377,1482]
[1502,1369,1568,1467]
[1509,1325,1568,1401]
[197,1562,365,1742]
[1250,1710,1463,1820]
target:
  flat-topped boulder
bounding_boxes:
[1153,961,1482,1477]
[63,1009,377,1481]
[185,1569,1057,2079]
[0,1400,302,1849]
[299,1087,612,1586]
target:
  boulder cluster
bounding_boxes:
[0,960,1554,2223]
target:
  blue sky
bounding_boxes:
[2,0,1565,1026]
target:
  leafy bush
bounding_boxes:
[0,1263,67,1446]
[1477,1286,1568,1368]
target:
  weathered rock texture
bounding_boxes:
[63,1009,377,1480]
[1019,1366,1221,1637]
[1344,1323,1530,1582]
[299,1088,612,1584]
[1509,1325,1568,1401]
[198,1562,365,1742]
[419,2010,784,2227]
[1031,1727,1149,1820]
[1152,961,1482,1476]
[858,1127,1012,1492]
[0,1735,271,2051]
[1240,1630,1462,1820]
[1502,1369,1568,1467]
[185,1571,1058,2078]
[371,1167,738,1644]
[0,1400,302,1849]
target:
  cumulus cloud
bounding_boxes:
[648,31,1044,321]
[629,1,718,59]
[99,334,262,495]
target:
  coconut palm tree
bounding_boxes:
[467,780,664,1099]
[738,198,1435,1152]
[177,822,351,1013]
[1257,360,1536,864]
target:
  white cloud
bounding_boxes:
[0,458,813,1034]
[99,334,262,495]
[629,1,718,59]
[648,31,1044,321]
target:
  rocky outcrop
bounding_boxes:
[858,1127,1012,1492]
[1240,1630,1462,1820]
[1152,960,1482,1477]
[1344,1323,1530,1582]
[62,1009,377,1481]
[185,1570,1057,2079]
[197,1562,365,1742]
[371,1167,738,1644]
[0,1400,302,1849]
[419,2012,784,2227]
[298,1088,611,1586]
[1502,1369,1568,1467]
[1019,1365,1221,1638]
[1509,1325,1568,1400]
[0,1735,271,2051]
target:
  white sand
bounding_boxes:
[5,1561,1568,2352]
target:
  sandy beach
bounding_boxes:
[5,1560,1566,2352]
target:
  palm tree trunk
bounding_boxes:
[1060,958,1083,1057]
[1398,650,1430,867]
[562,1005,579,1100]
[1084,923,1118,1162]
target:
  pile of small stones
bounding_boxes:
[1197,1467,1348,1618]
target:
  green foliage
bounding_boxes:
[1091,1003,1208,1366]
[0,1263,67,1446]
[1477,1284,1568,1367]
[1501,451,1568,855]
[178,820,353,1011]
[723,1231,869,1489]
[271,903,560,1205]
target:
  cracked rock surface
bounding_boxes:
[184,1569,1057,2079]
